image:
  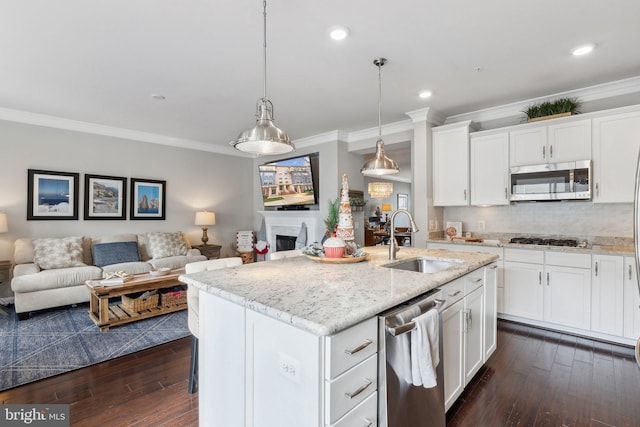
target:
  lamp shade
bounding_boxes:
[381,203,393,212]
[368,182,393,199]
[195,211,216,226]
[0,212,7,233]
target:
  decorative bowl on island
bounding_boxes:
[322,235,346,258]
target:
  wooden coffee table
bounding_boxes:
[85,270,186,331]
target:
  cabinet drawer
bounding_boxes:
[326,355,377,424]
[464,270,484,294]
[545,251,591,268]
[329,391,377,427]
[504,248,544,264]
[326,317,378,379]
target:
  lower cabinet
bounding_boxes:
[442,270,488,412]
[623,256,640,339]
[199,291,378,427]
[591,254,624,336]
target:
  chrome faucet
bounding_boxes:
[389,209,419,261]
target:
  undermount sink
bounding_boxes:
[383,256,462,274]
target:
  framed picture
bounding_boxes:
[397,193,409,210]
[84,174,127,220]
[27,169,79,220]
[130,178,166,220]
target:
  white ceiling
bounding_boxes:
[2,0,640,158]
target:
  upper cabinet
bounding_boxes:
[592,110,640,203]
[510,119,591,167]
[433,121,474,206]
[470,132,509,205]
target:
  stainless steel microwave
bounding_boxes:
[510,160,591,201]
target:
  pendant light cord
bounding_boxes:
[262,0,267,101]
[377,62,382,139]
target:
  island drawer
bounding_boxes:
[329,391,377,427]
[325,354,377,424]
[325,317,378,379]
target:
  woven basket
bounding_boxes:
[122,293,159,312]
[161,289,187,306]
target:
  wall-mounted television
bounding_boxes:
[259,153,318,209]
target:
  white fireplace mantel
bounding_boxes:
[259,210,325,254]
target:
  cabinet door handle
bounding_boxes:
[539,272,542,285]
[596,183,599,197]
[463,310,468,332]
[344,339,372,355]
[550,144,553,158]
[464,189,467,200]
[629,264,633,280]
[345,379,372,399]
[468,309,473,329]
[504,187,508,200]
[362,420,373,427]
[546,272,550,286]
[595,262,598,277]
[542,145,546,159]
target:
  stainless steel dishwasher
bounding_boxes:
[378,288,449,427]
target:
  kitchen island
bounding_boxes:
[180,246,498,427]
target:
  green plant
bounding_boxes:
[324,198,340,235]
[349,197,366,208]
[523,97,581,119]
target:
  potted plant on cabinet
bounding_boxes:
[523,97,581,122]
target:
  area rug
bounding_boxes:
[0,303,189,391]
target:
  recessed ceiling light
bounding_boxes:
[572,44,594,56]
[328,25,350,41]
[419,90,433,99]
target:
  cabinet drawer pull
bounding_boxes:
[472,277,483,283]
[490,264,498,269]
[448,290,461,297]
[362,419,373,427]
[345,379,372,399]
[344,339,373,355]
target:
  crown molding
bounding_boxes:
[405,107,447,125]
[0,107,251,156]
[444,75,640,125]
[346,119,414,143]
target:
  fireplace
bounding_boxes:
[260,211,324,257]
[276,235,297,251]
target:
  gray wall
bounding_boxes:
[0,120,254,260]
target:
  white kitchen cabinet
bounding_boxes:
[503,249,544,320]
[433,122,474,206]
[591,254,624,336]
[543,264,591,329]
[509,119,591,166]
[592,110,640,203]
[483,262,498,361]
[442,297,464,412]
[623,257,640,340]
[464,286,484,385]
[470,132,509,205]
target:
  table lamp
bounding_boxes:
[381,203,392,222]
[195,211,216,245]
[0,212,7,233]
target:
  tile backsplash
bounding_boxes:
[444,202,632,240]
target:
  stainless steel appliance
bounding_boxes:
[510,160,591,201]
[632,151,640,367]
[378,288,454,427]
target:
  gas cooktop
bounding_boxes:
[509,237,578,247]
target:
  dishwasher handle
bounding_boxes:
[386,298,446,337]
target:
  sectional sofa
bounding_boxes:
[11,232,207,319]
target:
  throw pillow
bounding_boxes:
[92,241,141,267]
[33,237,87,270]
[147,232,188,259]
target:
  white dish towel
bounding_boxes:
[410,308,440,388]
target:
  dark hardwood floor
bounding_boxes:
[1,321,639,426]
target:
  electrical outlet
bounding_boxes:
[278,352,301,384]
[478,221,486,231]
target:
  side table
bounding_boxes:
[193,244,221,260]
[0,260,12,315]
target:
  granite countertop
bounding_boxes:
[180,246,498,336]
[428,238,634,256]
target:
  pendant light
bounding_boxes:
[230,0,295,155]
[361,58,399,176]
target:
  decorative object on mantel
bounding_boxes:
[523,97,581,122]
[230,0,294,155]
[195,211,216,244]
[361,57,400,176]
[254,240,269,262]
